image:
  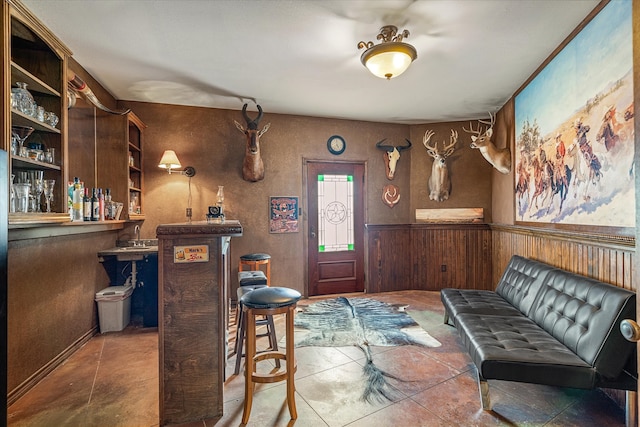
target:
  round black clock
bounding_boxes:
[327,135,346,155]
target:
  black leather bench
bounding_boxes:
[441,255,637,425]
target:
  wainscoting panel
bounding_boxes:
[366,223,492,293]
[491,225,635,292]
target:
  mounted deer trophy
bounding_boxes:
[234,103,271,182]
[463,112,511,174]
[376,138,412,180]
[423,129,458,202]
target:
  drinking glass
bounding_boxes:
[11,126,34,157]
[10,174,15,213]
[32,179,44,212]
[13,183,30,213]
[43,179,55,213]
[45,148,55,164]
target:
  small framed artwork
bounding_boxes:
[270,196,299,233]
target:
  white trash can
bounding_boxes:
[95,285,134,333]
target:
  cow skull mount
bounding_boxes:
[463,112,511,174]
[376,138,412,180]
[423,129,458,202]
[234,103,270,182]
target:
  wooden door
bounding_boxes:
[307,161,365,296]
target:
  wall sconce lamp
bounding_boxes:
[158,150,196,177]
[158,149,197,222]
[358,25,417,80]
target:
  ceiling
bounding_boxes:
[22,0,600,125]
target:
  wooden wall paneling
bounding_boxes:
[367,227,411,293]
[411,227,427,289]
[366,224,491,293]
[466,228,492,290]
[491,225,635,292]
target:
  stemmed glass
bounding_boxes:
[11,126,34,157]
[43,179,55,213]
[30,179,44,212]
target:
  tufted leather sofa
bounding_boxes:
[441,255,637,420]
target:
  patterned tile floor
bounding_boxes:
[8,291,627,426]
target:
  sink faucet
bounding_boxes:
[134,225,142,246]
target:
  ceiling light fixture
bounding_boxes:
[358,25,417,80]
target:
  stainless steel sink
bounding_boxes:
[98,245,158,261]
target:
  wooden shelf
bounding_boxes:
[11,155,60,171]
[11,61,60,97]
[8,7,68,218]
[11,109,61,133]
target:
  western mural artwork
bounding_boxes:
[514,0,634,230]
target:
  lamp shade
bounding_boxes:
[361,42,417,80]
[158,150,182,170]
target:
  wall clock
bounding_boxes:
[327,135,346,155]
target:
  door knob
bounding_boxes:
[310,226,316,239]
[620,319,640,342]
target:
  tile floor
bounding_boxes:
[7,290,627,426]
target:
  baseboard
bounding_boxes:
[7,327,98,406]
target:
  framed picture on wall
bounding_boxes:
[513,0,634,234]
[269,196,299,233]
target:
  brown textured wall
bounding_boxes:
[119,101,416,295]
[409,121,493,222]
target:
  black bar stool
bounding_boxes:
[239,253,271,286]
[233,271,277,375]
[240,286,301,424]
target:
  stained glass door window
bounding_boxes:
[317,174,354,252]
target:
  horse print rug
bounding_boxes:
[288,297,440,403]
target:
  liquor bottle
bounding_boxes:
[83,187,91,221]
[91,188,99,221]
[72,178,83,222]
[104,188,114,220]
[98,188,105,221]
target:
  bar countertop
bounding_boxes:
[156,219,243,237]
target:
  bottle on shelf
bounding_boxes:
[104,188,114,220]
[72,178,83,222]
[98,188,105,221]
[83,187,91,221]
[91,188,99,221]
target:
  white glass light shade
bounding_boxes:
[361,42,417,80]
[158,150,182,170]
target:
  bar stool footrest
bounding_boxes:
[250,351,297,384]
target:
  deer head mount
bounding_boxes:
[423,129,458,202]
[463,112,511,174]
[375,138,412,180]
[234,103,270,182]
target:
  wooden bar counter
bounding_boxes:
[156,220,243,425]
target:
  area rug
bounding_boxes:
[290,297,441,403]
